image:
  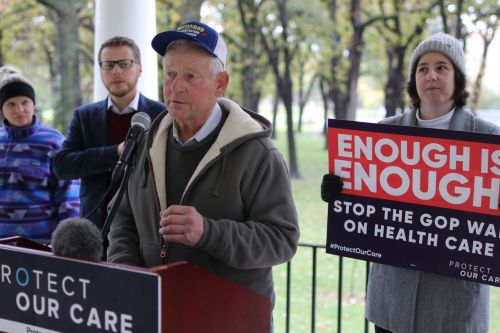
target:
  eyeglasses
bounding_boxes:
[99,59,136,70]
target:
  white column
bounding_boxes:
[93,0,159,102]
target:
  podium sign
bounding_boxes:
[0,245,160,333]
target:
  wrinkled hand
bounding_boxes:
[320,174,344,202]
[159,205,204,246]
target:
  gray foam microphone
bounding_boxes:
[51,217,103,261]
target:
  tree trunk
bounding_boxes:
[279,78,299,178]
[36,0,84,131]
[297,60,305,132]
[384,45,406,117]
[260,0,300,178]
[454,0,464,39]
[328,0,371,121]
[345,0,364,121]
[236,0,263,112]
[40,36,58,118]
[378,0,427,119]
[319,76,330,149]
[298,72,317,132]
[330,58,349,121]
[326,0,347,121]
[470,32,493,114]
[271,85,279,139]
[57,11,81,130]
[0,29,4,66]
[438,0,449,34]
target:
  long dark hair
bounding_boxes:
[406,57,468,109]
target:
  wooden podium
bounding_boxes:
[0,237,271,333]
[152,262,271,332]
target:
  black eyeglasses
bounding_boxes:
[99,59,136,70]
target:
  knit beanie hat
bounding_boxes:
[409,32,466,78]
[0,66,36,109]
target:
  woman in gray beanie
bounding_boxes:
[364,32,498,333]
[322,33,498,332]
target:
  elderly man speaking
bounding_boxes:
[107,21,300,326]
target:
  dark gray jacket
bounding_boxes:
[107,98,300,307]
[366,107,498,333]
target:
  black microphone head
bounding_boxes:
[131,112,151,131]
[51,217,103,261]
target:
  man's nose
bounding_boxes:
[111,63,122,73]
[170,76,185,93]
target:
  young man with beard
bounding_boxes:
[54,36,165,228]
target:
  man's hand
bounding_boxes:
[159,205,204,246]
[117,142,125,157]
[320,174,344,202]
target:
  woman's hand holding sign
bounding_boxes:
[321,174,344,202]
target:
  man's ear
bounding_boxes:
[215,71,229,97]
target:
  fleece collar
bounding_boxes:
[3,115,39,139]
[148,97,271,210]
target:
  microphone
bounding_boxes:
[111,112,151,182]
[51,217,103,261]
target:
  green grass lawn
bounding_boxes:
[270,129,500,333]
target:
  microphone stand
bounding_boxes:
[100,161,133,260]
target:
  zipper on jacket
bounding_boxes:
[144,138,169,260]
[160,242,167,258]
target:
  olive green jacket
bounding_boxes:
[107,98,300,307]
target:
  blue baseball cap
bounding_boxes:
[151,21,227,69]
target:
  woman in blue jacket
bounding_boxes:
[0,67,80,243]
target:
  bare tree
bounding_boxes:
[260,0,300,178]
[226,0,268,112]
[319,75,330,148]
[325,0,390,120]
[438,0,465,38]
[377,0,435,117]
[297,61,318,132]
[469,6,498,113]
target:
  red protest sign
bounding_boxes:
[326,119,500,287]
